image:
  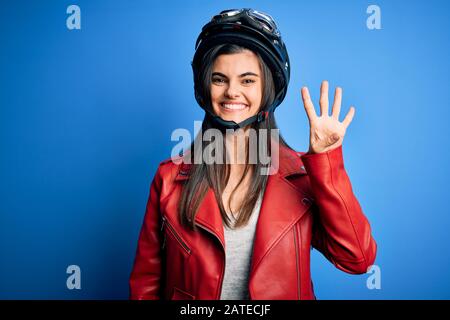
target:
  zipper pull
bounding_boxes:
[161,216,166,232]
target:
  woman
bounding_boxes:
[129,8,377,300]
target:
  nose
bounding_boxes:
[224,80,241,98]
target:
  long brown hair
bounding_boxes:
[179,44,292,230]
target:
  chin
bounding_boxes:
[212,105,254,124]
[217,114,247,124]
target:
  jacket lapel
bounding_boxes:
[194,188,226,249]
[174,162,226,249]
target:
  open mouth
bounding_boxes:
[220,103,249,111]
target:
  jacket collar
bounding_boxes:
[174,142,307,182]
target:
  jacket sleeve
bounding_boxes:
[129,165,164,299]
[300,145,377,274]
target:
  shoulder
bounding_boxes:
[153,152,194,185]
[146,155,186,198]
[155,155,184,180]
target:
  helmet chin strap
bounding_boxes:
[205,109,269,130]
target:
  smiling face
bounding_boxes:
[210,50,263,125]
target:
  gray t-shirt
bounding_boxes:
[219,190,264,300]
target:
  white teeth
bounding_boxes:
[221,103,247,110]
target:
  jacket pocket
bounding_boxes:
[171,286,195,300]
[161,215,191,255]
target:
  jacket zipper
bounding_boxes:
[161,216,191,254]
[195,222,225,300]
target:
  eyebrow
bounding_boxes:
[212,72,259,78]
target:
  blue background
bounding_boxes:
[1,0,449,299]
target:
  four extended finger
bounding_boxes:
[331,87,342,120]
[301,87,317,123]
[319,80,329,116]
[342,106,355,129]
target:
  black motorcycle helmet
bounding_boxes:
[191,8,291,130]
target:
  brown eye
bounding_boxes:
[212,77,225,84]
[243,79,256,84]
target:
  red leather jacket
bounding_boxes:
[129,144,377,300]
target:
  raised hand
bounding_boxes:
[301,80,355,154]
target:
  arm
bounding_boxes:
[129,166,164,299]
[301,145,377,274]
